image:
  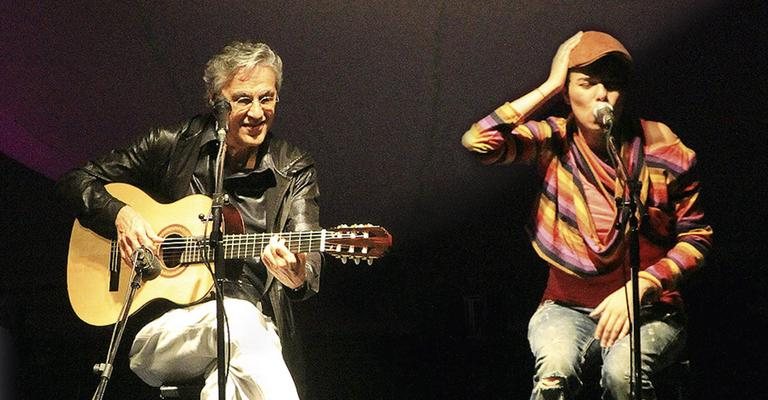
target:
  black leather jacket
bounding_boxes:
[56,113,321,337]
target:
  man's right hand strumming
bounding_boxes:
[115,205,163,265]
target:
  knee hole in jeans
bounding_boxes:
[539,375,566,389]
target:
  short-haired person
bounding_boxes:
[462,31,712,399]
[57,42,321,400]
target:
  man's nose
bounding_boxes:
[246,102,265,119]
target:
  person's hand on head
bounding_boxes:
[545,31,584,93]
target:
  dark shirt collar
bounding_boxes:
[199,123,220,149]
[224,136,275,177]
[222,136,277,199]
[199,122,276,175]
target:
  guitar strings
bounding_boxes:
[155,232,359,246]
[117,231,372,262]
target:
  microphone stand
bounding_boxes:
[210,126,229,400]
[604,122,644,400]
[91,249,159,400]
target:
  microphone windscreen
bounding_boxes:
[592,102,613,118]
[592,102,614,128]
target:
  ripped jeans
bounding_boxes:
[527,300,686,400]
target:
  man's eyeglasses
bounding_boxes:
[231,94,279,112]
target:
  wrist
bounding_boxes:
[289,268,307,291]
[637,273,662,304]
[638,271,663,290]
[537,82,558,99]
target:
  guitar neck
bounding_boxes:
[223,231,325,259]
[174,231,327,264]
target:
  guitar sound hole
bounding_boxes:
[160,234,183,269]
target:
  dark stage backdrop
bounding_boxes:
[2,1,766,399]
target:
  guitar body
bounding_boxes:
[67,183,215,326]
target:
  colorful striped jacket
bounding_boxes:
[467,102,713,307]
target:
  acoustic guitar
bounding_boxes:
[66,183,392,326]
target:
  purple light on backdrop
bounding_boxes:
[0,111,78,180]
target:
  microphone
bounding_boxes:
[212,96,231,141]
[593,102,614,129]
[133,247,163,280]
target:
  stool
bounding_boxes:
[159,381,204,400]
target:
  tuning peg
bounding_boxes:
[367,259,373,266]
[341,256,348,264]
[354,258,360,265]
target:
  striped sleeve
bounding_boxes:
[644,148,713,290]
[464,102,553,165]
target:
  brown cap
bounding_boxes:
[568,31,631,68]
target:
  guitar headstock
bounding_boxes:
[324,224,392,265]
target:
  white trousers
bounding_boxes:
[128,298,300,400]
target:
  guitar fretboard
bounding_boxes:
[161,230,330,264]
[107,225,387,271]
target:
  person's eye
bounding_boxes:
[259,95,275,104]
[236,96,253,105]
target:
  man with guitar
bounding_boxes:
[57,41,319,400]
